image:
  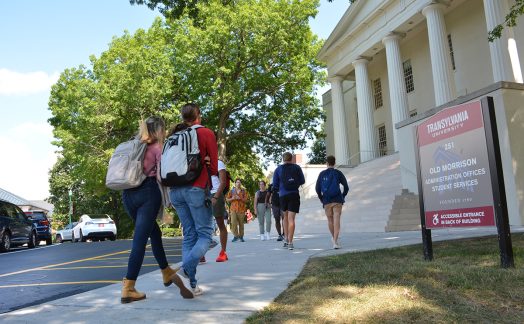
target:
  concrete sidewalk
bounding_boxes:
[1,217,522,323]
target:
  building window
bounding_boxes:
[409,110,417,118]
[377,125,387,156]
[403,60,414,93]
[373,78,383,109]
[448,34,456,70]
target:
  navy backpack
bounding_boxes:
[320,169,341,200]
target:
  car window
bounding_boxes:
[29,212,47,220]
[14,206,29,222]
[0,203,8,217]
[4,204,19,220]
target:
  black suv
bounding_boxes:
[25,211,52,245]
[0,200,37,252]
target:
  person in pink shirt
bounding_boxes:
[121,116,177,304]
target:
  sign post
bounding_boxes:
[415,97,514,267]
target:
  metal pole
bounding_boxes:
[414,126,433,261]
[68,189,72,225]
[481,97,514,268]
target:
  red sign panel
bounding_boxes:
[417,100,495,228]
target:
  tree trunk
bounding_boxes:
[217,111,228,162]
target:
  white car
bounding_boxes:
[55,222,78,243]
[72,215,117,242]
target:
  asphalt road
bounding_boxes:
[0,238,182,314]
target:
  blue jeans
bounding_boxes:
[169,186,213,287]
[123,177,168,280]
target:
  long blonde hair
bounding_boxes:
[139,116,165,144]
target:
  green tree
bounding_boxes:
[488,1,524,41]
[129,0,226,21]
[48,21,178,238]
[307,134,326,164]
[166,0,325,161]
[48,0,324,237]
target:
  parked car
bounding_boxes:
[0,200,37,252]
[72,215,117,242]
[25,211,52,245]
[55,222,78,243]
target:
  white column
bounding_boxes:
[329,77,350,165]
[382,32,409,152]
[352,58,377,162]
[483,0,522,82]
[422,2,456,106]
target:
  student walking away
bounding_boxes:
[254,180,272,240]
[211,159,229,262]
[272,152,305,250]
[164,103,218,299]
[120,116,176,304]
[315,155,349,249]
[268,183,284,241]
[226,179,248,242]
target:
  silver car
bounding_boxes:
[55,222,78,243]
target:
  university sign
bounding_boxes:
[415,97,514,268]
[417,100,495,228]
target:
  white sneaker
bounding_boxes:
[333,241,341,249]
[265,232,270,240]
[260,234,265,241]
[192,285,203,296]
[173,268,194,299]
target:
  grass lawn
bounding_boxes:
[247,233,524,323]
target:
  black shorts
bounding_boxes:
[280,193,300,213]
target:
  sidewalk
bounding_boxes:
[2,216,522,323]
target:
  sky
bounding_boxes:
[0,0,349,201]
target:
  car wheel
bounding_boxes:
[0,232,11,252]
[46,238,53,245]
[28,231,37,249]
[71,232,76,243]
[109,235,116,241]
[56,235,63,244]
[80,230,86,242]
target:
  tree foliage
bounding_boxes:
[48,0,324,237]
[48,22,179,237]
[307,134,326,164]
[488,0,524,41]
[166,0,324,161]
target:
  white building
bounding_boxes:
[318,0,524,227]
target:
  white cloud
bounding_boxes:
[0,68,60,96]
[0,122,57,200]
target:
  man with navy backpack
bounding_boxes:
[315,155,349,249]
[272,152,305,250]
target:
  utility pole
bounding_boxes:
[68,189,72,225]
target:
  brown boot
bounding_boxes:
[161,265,179,287]
[121,278,146,304]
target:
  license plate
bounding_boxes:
[98,224,104,227]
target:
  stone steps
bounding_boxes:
[298,153,402,233]
[385,189,421,232]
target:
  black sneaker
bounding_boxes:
[277,235,284,241]
[283,241,288,248]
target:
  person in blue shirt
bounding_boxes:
[272,152,305,250]
[315,155,349,249]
